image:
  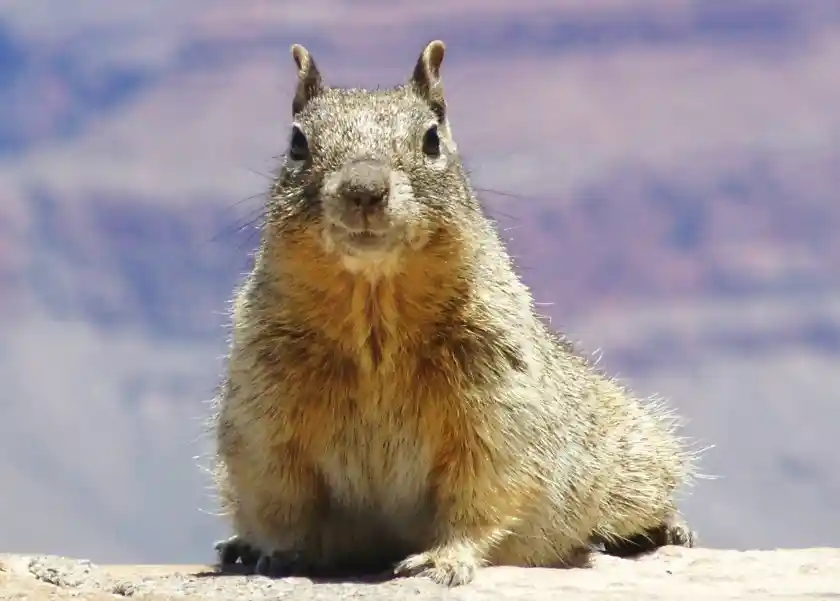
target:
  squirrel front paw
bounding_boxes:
[393,546,479,587]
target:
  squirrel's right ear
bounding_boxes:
[290,44,324,115]
[410,40,446,121]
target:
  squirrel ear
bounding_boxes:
[290,44,324,115]
[410,40,446,121]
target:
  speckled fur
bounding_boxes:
[209,40,698,587]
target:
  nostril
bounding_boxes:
[338,158,391,210]
[345,187,388,209]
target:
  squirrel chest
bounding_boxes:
[284,338,470,526]
[258,300,476,521]
[249,257,514,523]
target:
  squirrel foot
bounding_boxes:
[393,546,479,587]
[253,549,311,577]
[663,519,696,548]
[214,535,260,568]
[598,517,697,558]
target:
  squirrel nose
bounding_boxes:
[338,159,391,209]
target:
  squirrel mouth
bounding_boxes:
[348,231,382,242]
[330,224,395,253]
[346,230,390,250]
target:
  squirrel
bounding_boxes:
[210,39,698,587]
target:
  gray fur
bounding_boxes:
[209,40,699,587]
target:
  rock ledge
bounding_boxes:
[1,547,838,600]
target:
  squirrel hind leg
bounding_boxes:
[214,535,262,572]
[593,516,696,558]
[215,536,321,578]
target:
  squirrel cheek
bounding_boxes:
[386,171,427,234]
[319,173,360,228]
[386,170,415,213]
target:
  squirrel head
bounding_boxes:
[267,40,476,274]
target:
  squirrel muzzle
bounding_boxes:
[322,157,412,255]
[337,158,391,213]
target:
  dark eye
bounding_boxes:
[288,125,309,161]
[422,125,441,158]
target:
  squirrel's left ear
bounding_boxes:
[410,40,446,122]
[290,44,324,116]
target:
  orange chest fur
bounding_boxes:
[268,337,477,514]
[251,261,503,499]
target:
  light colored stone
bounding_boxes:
[1,548,838,600]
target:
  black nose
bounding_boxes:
[338,159,390,209]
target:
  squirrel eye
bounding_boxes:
[288,125,309,161]
[422,125,441,158]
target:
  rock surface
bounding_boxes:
[1,548,838,600]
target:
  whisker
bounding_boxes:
[209,207,267,244]
[225,191,268,210]
[244,167,275,181]
[474,186,532,201]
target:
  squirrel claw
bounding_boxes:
[394,548,478,587]
[254,549,307,578]
[666,520,696,548]
[215,535,260,568]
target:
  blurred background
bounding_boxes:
[1,0,839,564]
